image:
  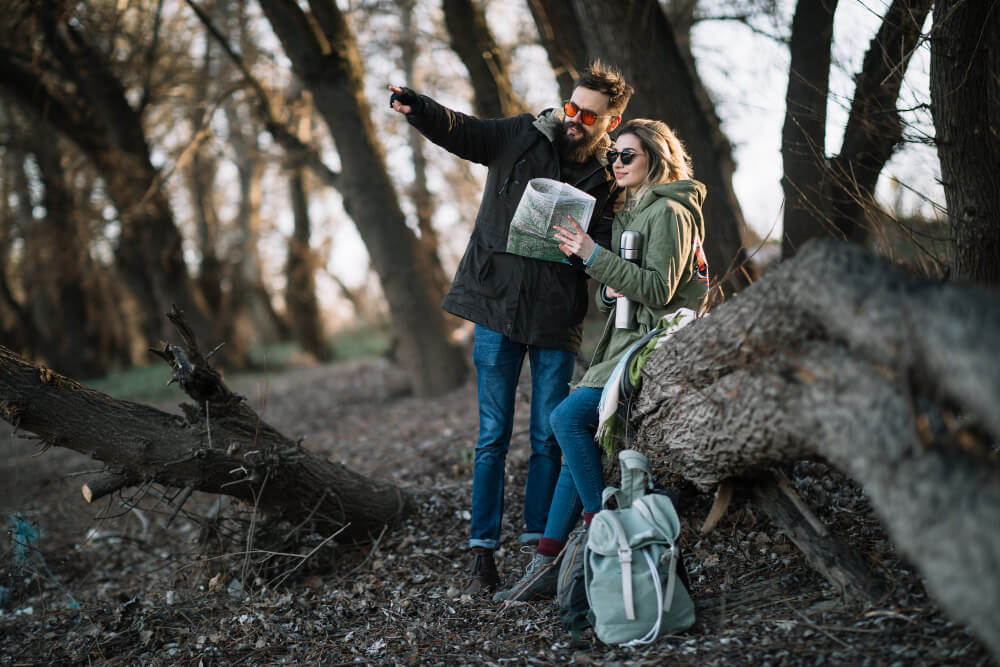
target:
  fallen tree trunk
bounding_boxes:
[631,239,1000,658]
[0,308,412,542]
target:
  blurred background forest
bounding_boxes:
[0,0,990,396]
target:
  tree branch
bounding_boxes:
[0,310,413,542]
[182,0,341,188]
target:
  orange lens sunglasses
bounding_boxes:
[562,100,612,126]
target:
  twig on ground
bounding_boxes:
[269,524,351,589]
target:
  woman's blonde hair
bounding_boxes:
[616,119,693,205]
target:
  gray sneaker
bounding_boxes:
[492,552,558,602]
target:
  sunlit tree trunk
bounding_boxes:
[258,0,467,396]
[188,22,225,318]
[223,2,288,348]
[399,0,451,302]
[285,104,331,362]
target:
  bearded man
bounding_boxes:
[389,62,632,596]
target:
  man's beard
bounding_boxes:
[555,121,603,163]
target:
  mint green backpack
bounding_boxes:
[584,450,695,645]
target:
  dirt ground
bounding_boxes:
[0,355,994,665]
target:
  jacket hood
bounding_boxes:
[634,179,707,235]
[533,109,613,164]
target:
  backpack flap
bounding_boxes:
[632,494,682,542]
[587,503,666,623]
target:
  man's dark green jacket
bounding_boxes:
[405,94,621,353]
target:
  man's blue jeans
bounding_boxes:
[543,386,605,544]
[469,325,576,550]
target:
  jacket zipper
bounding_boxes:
[497,158,527,198]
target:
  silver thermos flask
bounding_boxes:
[614,230,642,329]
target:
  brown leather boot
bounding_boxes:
[462,547,499,596]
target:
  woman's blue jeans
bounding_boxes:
[469,325,576,550]
[543,386,605,544]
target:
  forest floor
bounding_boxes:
[0,351,994,666]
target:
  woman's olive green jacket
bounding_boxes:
[577,179,708,389]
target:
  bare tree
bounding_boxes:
[780,0,838,257]
[217,2,290,348]
[930,0,1000,287]
[569,0,753,292]
[285,98,332,362]
[442,0,525,118]
[525,0,586,101]
[0,104,134,374]
[781,0,934,257]
[0,2,213,345]
[397,0,453,302]
[830,0,933,244]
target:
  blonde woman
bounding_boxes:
[495,119,709,602]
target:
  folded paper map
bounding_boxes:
[506,178,596,263]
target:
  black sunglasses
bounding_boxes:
[606,149,642,165]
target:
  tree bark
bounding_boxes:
[830,0,933,244]
[442,0,525,119]
[570,0,752,293]
[258,0,468,397]
[780,0,838,257]
[0,310,412,542]
[930,0,1000,287]
[631,239,1000,658]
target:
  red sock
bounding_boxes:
[537,537,564,557]
[584,512,597,526]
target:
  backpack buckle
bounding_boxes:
[618,547,632,564]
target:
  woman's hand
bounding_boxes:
[554,214,597,259]
[605,286,623,299]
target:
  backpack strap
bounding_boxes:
[633,497,679,612]
[601,486,621,509]
[617,450,654,509]
[601,511,636,621]
[623,497,680,646]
